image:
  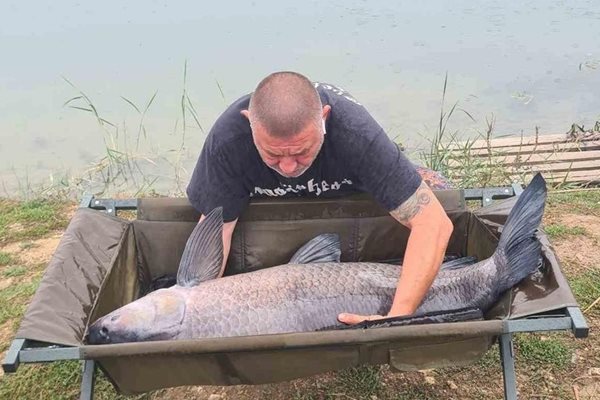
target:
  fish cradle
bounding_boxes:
[87,173,547,344]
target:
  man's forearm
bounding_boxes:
[200,215,237,278]
[388,222,451,315]
[337,181,453,325]
[218,219,237,277]
[387,181,453,316]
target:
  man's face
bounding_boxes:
[244,106,330,178]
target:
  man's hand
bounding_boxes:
[338,181,453,326]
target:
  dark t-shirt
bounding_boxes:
[186,82,422,222]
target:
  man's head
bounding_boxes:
[241,71,331,178]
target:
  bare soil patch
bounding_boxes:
[0,234,62,267]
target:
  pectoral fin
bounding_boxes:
[177,207,224,287]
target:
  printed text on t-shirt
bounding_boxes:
[251,178,353,197]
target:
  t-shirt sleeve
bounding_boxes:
[331,95,422,211]
[186,136,249,223]
[356,128,422,211]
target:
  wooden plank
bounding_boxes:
[446,151,600,168]
[447,170,600,184]
[447,134,567,150]
[447,160,600,174]
[445,132,600,185]
[528,170,600,183]
[515,160,600,173]
[447,140,600,157]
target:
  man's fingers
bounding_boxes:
[338,313,383,325]
[338,313,363,325]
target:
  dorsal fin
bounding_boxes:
[177,207,223,287]
[289,233,341,264]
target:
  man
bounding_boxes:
[187,71,454,325]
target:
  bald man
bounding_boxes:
[187,71,454,325]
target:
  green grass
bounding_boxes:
[0,361,150,400]
[568,268,600,314]
[473,344,501,370]
[0,251,14,266]
[547,190,600,215]
[1,265,28,278]
[461,334,573,375]
[0,278,40,324]
[0,199,67,243]
[290,366,382,400]
[514,334,572,370]
[19,241,36,251]
[544,223,587,238]
[335,365,382,398]
[292,392,319,400]
[392,386,443,400]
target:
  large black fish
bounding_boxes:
[88,174,547,344]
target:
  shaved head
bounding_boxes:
[248,71,323,138]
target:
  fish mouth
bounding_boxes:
[87,325,112,344]
[87,324,143,344]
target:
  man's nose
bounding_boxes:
[279,157,297,174]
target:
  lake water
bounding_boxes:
[1,1,600,196]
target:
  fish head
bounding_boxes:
[87,206,226,344]
[87,288,187,344]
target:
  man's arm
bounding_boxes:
[338,181,453,324]
[387,181,453,315]
[199,215,238,277]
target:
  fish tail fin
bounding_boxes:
[493,173,547,293]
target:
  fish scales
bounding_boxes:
[138,259,494,339]
[184,262,398,337]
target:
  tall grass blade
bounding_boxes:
[68,106,93,113]
[216,79,226,102]
[144,91,158,113]
[63,96,84,107]
[186,95,205,133]
[121,96,141,114]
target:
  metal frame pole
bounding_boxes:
[499,333,518,400]
[80,360,96,400]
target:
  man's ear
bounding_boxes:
[240,110,250,120]
[322,105,331,120]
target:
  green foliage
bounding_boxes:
[0,200,67,243]
[1,266,28,278]
[569,268,600,314]
[514,334,572,370]
[0,252,14,266]
[291,365,382,400]
[547,190,600,215]
[335,365,382,398]
[0,278,40,324]
[0,361,150,400]
[544,224,587,238]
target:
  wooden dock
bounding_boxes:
[444,127,600,187]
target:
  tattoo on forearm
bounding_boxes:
[390,182,431,223]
